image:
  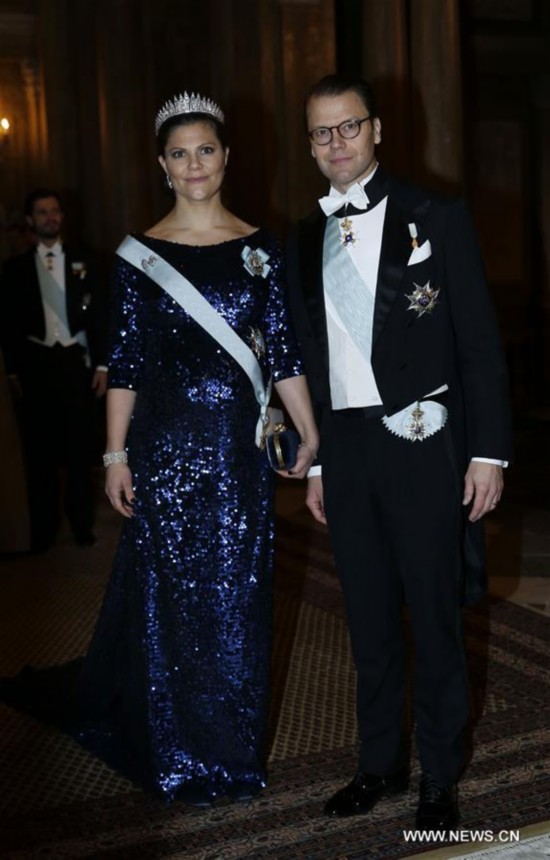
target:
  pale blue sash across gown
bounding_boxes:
[117,235,271,446]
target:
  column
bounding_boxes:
[278,0,336,221]
[361,0,410,175]
[409,0,464,190]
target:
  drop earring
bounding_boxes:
[166,174,173,189]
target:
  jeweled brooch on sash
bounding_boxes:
[406,280,440,317]
[141,254,158,273]
[242,246,271,278]
[249,327,266,359]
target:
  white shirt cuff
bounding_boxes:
[308,465,322,478]
[471,457,508,468]
[95,365,108,372]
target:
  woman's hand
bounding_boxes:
[105,463,135,517]
[277,441,317,480]
[273,375,319,479]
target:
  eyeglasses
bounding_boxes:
[308,116,372,146]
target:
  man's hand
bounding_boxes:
[92,369,107,398]
[463,461,503,522]
[306,474,327,525]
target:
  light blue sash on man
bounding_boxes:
[323,214,375,364]
[35,257,88,351]
[116,235,271,446]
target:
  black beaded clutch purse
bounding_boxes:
[265,423,300,471]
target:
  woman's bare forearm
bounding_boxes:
[106,388,137,451]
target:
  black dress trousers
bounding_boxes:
[20,341,95,547]
[321,407,470,786]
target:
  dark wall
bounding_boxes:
[463,0,550,398]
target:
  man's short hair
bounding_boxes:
[305,74,379,124]
[24,188,63,217]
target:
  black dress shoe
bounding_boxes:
[324,767,409,817]
[416,772,459,831]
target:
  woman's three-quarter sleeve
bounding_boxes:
[107,257,147,391]
[263,243,304,382]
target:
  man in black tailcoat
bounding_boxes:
[286,75,512,831]
[1,188,108,550]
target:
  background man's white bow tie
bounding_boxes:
[318,182,370,216]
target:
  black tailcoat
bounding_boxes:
[287,168,513,603]
[0,243,108,375]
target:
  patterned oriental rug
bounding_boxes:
[0,500,549,859]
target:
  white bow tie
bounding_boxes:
[318,182,370,216]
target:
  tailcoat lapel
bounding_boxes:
[28,249,47,335]
[371,175,433,349]
[63,244,77,322]
[371,198,410,349]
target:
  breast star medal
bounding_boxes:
[340,216,358,246]
[405,280,440,317]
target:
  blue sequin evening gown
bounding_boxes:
[2,230,303,804]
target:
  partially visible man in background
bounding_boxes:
[1,188,108,551]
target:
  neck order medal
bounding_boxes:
[340,215,357,246]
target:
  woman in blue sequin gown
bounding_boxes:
[77,97,318,803]
[0,95,318,804]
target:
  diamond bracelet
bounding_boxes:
[102,450,128,467]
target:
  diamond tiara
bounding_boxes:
[155,92,225,134]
